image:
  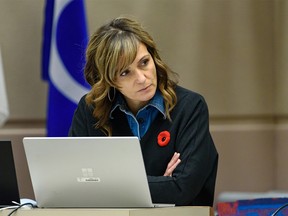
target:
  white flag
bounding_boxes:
[0,48,9,126]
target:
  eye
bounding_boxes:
[140,58,149,67]
[120,69,129,77]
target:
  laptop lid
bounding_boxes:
[23,136,154,208]
[0,140,20,207]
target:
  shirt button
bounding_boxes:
[138,118,144,124]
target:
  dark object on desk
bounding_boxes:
[0,140,20,207]
[217,197,288,216]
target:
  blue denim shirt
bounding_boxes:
[110,90,166,139]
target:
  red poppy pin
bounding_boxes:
[157,131,171,147]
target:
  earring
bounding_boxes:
[108,87,116,102]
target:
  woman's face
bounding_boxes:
[115,43,157,113]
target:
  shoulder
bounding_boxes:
[77,94,93,110]
[78,94,87,105]
[172,85,210,118]
[175,85,207,106]
[74,94,95,118]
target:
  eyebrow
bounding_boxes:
[120,54,151,75]
[137,54,150,64]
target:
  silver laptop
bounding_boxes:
[23,136,167,208]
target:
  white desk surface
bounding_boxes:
[0,206,213,216]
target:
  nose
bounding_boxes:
[135,69,146,84]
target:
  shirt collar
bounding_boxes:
[110,90,166,119]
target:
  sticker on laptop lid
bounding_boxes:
[77,168,101,183]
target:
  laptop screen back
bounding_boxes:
[23,137,154,208]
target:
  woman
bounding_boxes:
[69,17,218,206]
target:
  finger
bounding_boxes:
[168,152,180,166]
[164,159,181,176]
[167,152,180,169]
[163,152,181,176]
[167,158,181,173]
[164,158,181,177]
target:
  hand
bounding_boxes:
[163,152,181,177]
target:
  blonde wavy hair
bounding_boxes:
[84,17,178,135]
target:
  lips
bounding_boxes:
[138,84,152,92]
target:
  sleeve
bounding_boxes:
[147,95,218,206]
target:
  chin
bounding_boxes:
[145,93,155,101]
